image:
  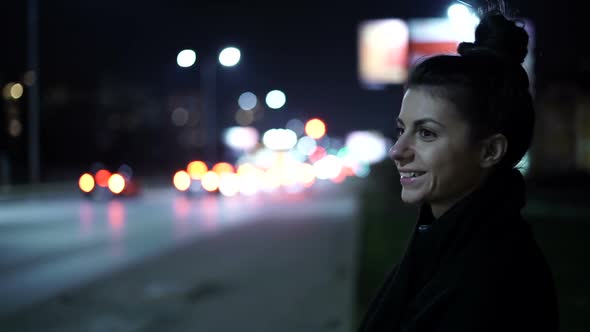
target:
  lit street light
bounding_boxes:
[177,49,196,68]
[178,46,242,162]
[218,47,241,67]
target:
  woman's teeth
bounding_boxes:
[400,172,424,178]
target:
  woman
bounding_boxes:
[358,11,559,332]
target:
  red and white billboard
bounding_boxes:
[358,19,409,86]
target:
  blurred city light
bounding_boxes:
[314,155,343,180]
[358,19,409,86]
[108,173,126,194]
[187,160,208,180]
[346,131,388,164]
[447,3,480,36]
[237,163,262,196]
[235,109,254,126]
[262,129,298,151]
[95,169,112,188]
[177,49,196,68]
[2,83,14,99]
[224,126,259,151]
[298,163,316,187]
[118,164,134,179]
[201,171,220,192]
[219,173,240,197]
[286,118,305,137]
[305,118,326,139]
[238,91,257,110]
[219,47,241,67]
[173,170,191,191]
[171,107,190,126]
[3,82,24,100]
[8,119,22,137]
[265,90,286,109]
[212,162,235,175]
[78,173,95,193]
[447,3,472,22]
[296,136,317,156]
[308,146,327,163]
[10,83,23,99]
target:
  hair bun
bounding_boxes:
[457,13,529,64]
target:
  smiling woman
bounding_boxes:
[358,7,559,332]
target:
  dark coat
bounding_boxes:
[358,169,559,332]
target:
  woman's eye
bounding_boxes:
[396,127,405,138]
[419,129,436,139]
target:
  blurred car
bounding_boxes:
[78,163,140,198]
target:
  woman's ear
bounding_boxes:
[479,133,508,169]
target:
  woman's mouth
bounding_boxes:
[399,171,426,185]
[399,171,425,178]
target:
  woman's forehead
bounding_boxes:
[398,88,462,125]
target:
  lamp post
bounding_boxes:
[27,0,40,184]
[177,46,241,163]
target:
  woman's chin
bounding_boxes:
[400,190,423,205]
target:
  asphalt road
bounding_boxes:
[0,180,361,331]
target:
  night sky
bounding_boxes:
[0,0,585,181]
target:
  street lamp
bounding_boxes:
[177,46,241,163]
[218,47,241,67]
[177,49,196,68]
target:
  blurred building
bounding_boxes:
[532,78,590,174]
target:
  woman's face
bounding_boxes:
[390,88,485,218]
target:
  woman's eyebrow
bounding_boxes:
[396,118,445,128]
[415,118,446,128]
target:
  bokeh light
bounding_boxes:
[298,163,316,187]
[286,119,305,137]
[313,155,343,180]
[297,136,317,156]
[262,129,298,151]
[224,126,259,151]
[447,3,471,22]
[2,83,14,100]
[238,92,257,110]
[345,131,388,164]
[10,83,23,99]
[8,119,22,137]
[171,107,189,126]
[78,173,95,193]
[219,173,240,197]
[235,109,254,126]
[212,162,235,175]
[265,90,286,109]
[305,118,326,139]
[95,169,112,188]
[201,171,220,192]
[118,164,134,180]
[187,160,208,180]
[219,47,241,67]
[177,49,196,68]
[108,173,126,194]
[173,170,191,191]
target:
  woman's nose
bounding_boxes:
[389,138,412,161]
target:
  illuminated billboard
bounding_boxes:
[358,17,534,88]
[358,19,409,86]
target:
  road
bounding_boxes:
[0,180,360,331]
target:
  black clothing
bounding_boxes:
[358,169,559,332]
